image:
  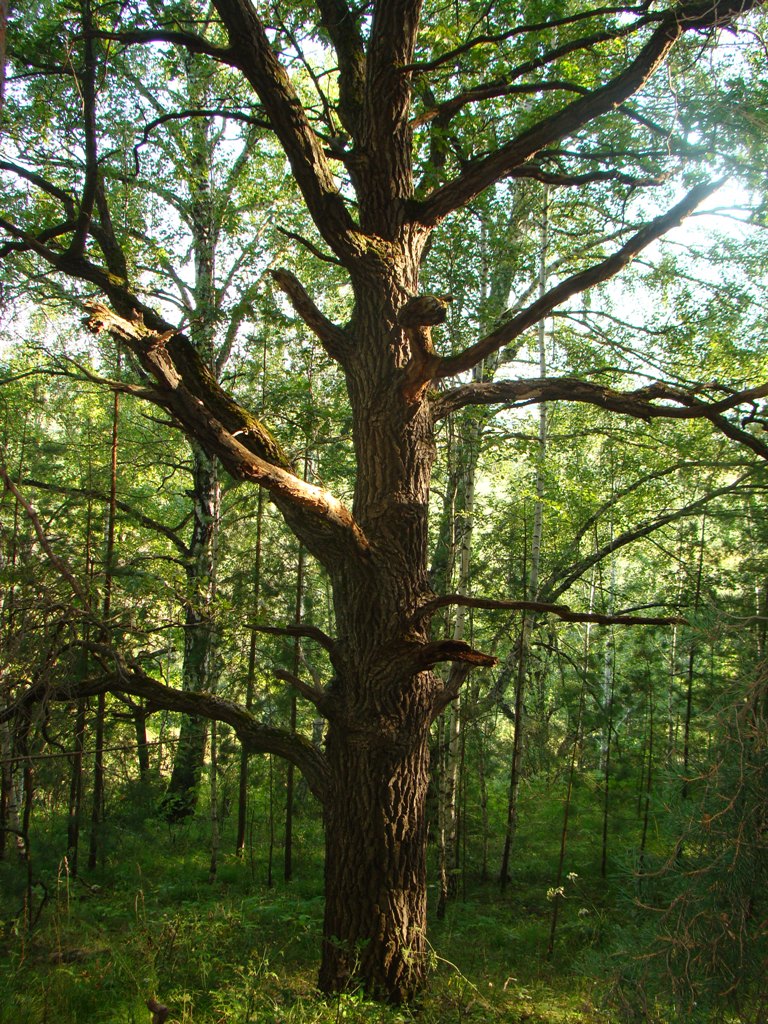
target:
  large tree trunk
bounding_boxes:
[312,246,441,998]
[320,680,433,1000]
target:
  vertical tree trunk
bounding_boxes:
[436,420,476,917]
[682,518,706,800]
[499,625,528,888]
[500,190,549,887]
[208,720,220,883]
[236,487,264,856]
[478,716,490,881]
[17,716,33,861]
[547,677,585,958]
[431,201,520,908]
[68,472,96,876]
[667,620,679,761]
[638,674,655,890]
[237,335,269,853]
[1,414,32,862]
[0,720,26,860]
[164,443,220,819]
[600,542,617,879]
[600,683,614,880]
[66,699,87,877]
[134,706,150,781]
[163,62,223,819]
[319,698,433,1001]
[89,357,120,870]
[285,448,310,881]
[267,753,275,888]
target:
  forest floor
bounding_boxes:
[0,779,751,1024]
[0,856,617,1024]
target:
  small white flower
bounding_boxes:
[567,872,579,883]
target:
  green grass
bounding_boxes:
[0,866,613,1024]
[0,774,760,1023]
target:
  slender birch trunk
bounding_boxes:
[236,489,265,856]
[163,86,223,813]
[89,351,121,870]
[547,675,586,957]
[500,189,549,886]
[682,518,706,800]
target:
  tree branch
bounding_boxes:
[507,163,666,189]
[405,5,651,74]
[247,623,339,661]
[315,0,366,137]
[413,0,760,226]
[432,179,723,380]
[210,0,359,261]
[3,656,330,803]
[275,226,343,266]
[0,470,330,801]
[415,639,497,669]
[81,303,371,562]
[541,473,758,603]
[21,478,191,557]
[412,80,589,129]
[0,160,77,218]
[433,378,768,461]
[270,268,348,359]
[273,668,329,711]
[0,203,369,565]
[0,467,94,614]
[67,0,99,259]
[356,0,422,232]
[87,28,231,62]
[416,594,685,627]
[132,108,271,174]
[541,458,743,591]
[431,663,473,719]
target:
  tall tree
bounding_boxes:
[4,0,768,1002]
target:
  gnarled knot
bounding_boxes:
[397,294,453,328]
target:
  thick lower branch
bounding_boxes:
[82,303,370,560]
[4,657,330,803]
[432,378,768,461]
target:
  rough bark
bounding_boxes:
[320,684,434,1000]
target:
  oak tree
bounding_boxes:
[3,0,768,1001]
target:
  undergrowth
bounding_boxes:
[0,765,763,1024]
